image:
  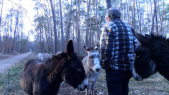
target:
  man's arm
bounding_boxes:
[100,24,115,69]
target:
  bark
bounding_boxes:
[95,0,99,44]
[146,0,149,33]
[65,0,72,43]
[136,0,141,33]
[12,11,19,52]
[151,0,156,33]
[86,0,90,46]
[59,0,65,51]
[127,0,130,24]
[106,0,112,10]
[77,0,80,53]
[159,0,164,33]
[132,0,135,29]
[49,0,58,53]
[0,0,3,26]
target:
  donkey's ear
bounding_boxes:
[84,46,90,51]
[95,45,98,50]
[66,40,74,58]
[84,46,86,49]
[135,32,149,45]
[132,28,149,45]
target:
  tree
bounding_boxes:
[132,0,135,29]
[86,0,90,47]
[106,0,112,9]
[12,10,19,52]
[65,0,72,43]
[49,0,58,53]
[151,0,157,33]
[59,0,65,51]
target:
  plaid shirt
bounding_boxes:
[100,18,138,71]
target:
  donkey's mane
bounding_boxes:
[44,52,69,81]
[44,52,68,70]
[149,33,167,41]
[44,52,78,81]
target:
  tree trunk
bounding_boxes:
[12,11,19,52]
[106,0,112,10]
[151,0,156,33]
[136,0,141,33]
[0,0,3,47]
[159,0,164,33]
[0,0,3,26]
[77,0,80,53]
[89,6,91,46]
[86,0,90,46]
[120,0,123,20]
[59,0,65,51]
[49,0,58,53]
[95,0,99,44]
[132,0,135,29]
[65,0,72,43]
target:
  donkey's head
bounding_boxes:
[84,45,101,72]
[132,31,169,81]
[61,40,88,91]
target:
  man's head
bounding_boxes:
[105,8,121,21]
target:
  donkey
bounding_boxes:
[43,53,52,62]
[20,40,88,95]
[132,29,169,81]
[38,53,43,61]
[82,45,100,95]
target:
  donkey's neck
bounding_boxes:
[156,57,169,80]
[45,57,69,82]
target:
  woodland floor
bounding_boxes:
[0,53,169,95]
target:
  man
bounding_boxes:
[100,8,138,95]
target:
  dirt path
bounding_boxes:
[0,52,31,73]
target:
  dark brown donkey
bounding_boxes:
[20,40,88,95]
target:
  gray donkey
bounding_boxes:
[82,45,100,95]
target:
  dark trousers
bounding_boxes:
[105,67,132,95]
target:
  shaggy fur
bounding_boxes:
[132,29,169,81]
[82,45,100,95]
[38,53,43,61]
[20,40,88,95]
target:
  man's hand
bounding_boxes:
[100,60,109,69]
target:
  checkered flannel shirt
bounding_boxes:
[100,18,138,71]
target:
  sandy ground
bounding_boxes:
[0,52,31,73]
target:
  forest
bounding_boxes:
[0,0,168,54]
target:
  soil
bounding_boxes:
[58,68,108,95]
[1,53,169,95]
[0,52,31,73]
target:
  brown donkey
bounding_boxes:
[20,40,88,95]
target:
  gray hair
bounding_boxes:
[105,8,121,20]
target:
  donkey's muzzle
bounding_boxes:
[96,68,100,72]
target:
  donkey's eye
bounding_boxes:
[76,67,82,72]
[136,55,140,58]
[90,57,93,59]
[77,69,81,72]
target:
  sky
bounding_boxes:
[3,0,36,41]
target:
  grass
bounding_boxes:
[0,53,169,95]
[0,53,37,95]
[94,69,169,95]
[129,73,169,95]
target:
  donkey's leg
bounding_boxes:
[91,81,97,95]
[86,82,92,95]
